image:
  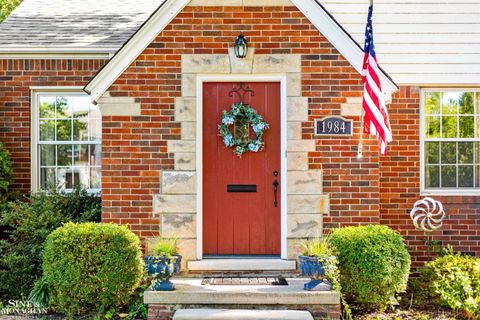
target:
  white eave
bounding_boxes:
[85,0,398,103]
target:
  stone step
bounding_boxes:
[187,259,296,272]
[173,309,314,320]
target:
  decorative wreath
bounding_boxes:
[218,103,269,157]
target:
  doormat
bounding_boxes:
[201,276,288,286]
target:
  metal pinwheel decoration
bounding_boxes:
[409,197,446,232]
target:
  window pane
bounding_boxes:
[39,96,55,118]
[477,165,480,188]
[40,145,55,166]
[441,142,456,164]
[458,142,474,164]
[39,120,55,141]
[425,142,439,164]
[55,96,73,118]
[89,118,101,141]
[72,96,90,118]
[425,92,441,115]
[73,118,88,141]
[441,165,457,188]
[90,167,101,189]
[40,168,56,190]
[56,119,72,141]
[459,166,474,187]
[441,116,457,138]
[459,92,474,114]
[57,145,72,166]
[425,165,440,188]
[90,144,102,166]
[74,144,89,166]
[459,116,474,138]
[442,92,460,115]
[57,167,74,189]
[76,166,89,188]
[425,116,440,138]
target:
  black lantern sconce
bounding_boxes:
[234,33,248,58]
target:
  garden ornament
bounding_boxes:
[409,197,446,232]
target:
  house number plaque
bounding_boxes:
[314,116,353,137]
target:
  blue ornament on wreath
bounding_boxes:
[218,103,269,157]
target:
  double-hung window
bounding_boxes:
[422,89,480,194]
[32,91,101,192]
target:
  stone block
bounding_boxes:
[287,239,304,260]
[182,73,197,97]
[161,171,196,194]
[228,47,255,74]
[288,122,302,140]
[178,238,197,269]
[182,54,230,74]
[98,92,141,116]
[253,54,301,73]
[153,194,196,214]
[288,214,323,238]
[175,97,196,122]
[287,97,309,121]
[287,152,308,171]
[287,73,302,97]
[341,97,362,116]
[161,213,196,238]
[288,194,330,214]
[287,170,323,194]
[181,122,196,140]
[168,140,196,153]
[175,153,196,171]
[287,140,316,152]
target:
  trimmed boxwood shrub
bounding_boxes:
[43,222,143,317]
[0,188,101,300]
[330,225,411,310]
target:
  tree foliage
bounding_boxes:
[0,0,19,22]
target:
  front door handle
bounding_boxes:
[273,179,279,208]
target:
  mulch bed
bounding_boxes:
[356,308,457,320]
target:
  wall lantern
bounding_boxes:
[234,33,248,58]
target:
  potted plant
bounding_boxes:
[299,236,336,291]
[144,238,182,291]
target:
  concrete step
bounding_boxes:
[188,259,296,272]
[173,309,314,320]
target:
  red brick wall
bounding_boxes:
[0,59,106,193]
[104,5,381,242]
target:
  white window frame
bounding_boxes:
[30,87,101,193]
[420,88,480,196]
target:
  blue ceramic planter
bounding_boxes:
[299,255,328,291]
[145,255,182,291]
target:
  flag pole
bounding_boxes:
[357,0,373,159]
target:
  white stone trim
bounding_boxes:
[84,0,397,104]
[97,92,142,116]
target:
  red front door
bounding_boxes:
[203,82,281,256]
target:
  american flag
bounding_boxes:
[362,4,392,155]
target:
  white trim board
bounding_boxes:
[195,74,289,260]
[84,0,398,104]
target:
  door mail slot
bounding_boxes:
[227,184,257,193]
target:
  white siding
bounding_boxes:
[320,0,480,85]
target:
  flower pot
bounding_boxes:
[145,255,182,291]
[298,255,331,291]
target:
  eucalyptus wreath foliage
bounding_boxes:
[218,103,269,157]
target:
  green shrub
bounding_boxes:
[0,142,13,194]
[43,222,143,317]
[330,225,411,310]
[0,187,101,299]
[422,249,480,319]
